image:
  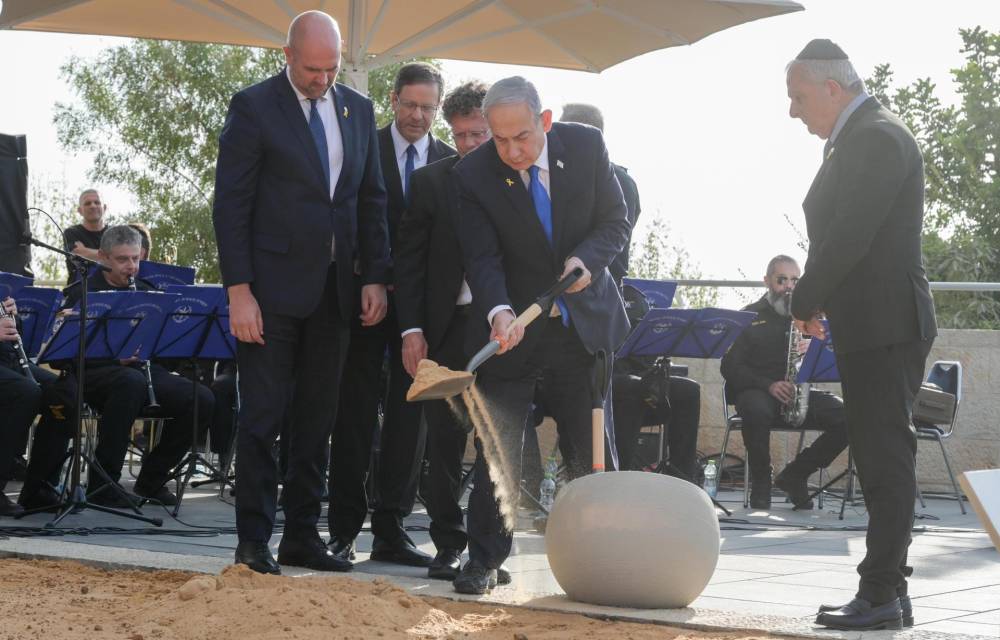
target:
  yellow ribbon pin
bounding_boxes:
[505,178,514,186]
[343,106,349,118]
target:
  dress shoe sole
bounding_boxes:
[370,550,432,568]
[817,604,912,627]
[277,552,353,573]
[816,616,903,631]
[235,559,281,575]
[454,578,497,595]
[428,566,460,581]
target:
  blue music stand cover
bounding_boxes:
[622,277,677,309]
[0,271,33,300]
[155,285,236,360]
[37,291,177,362]
[139,261,197,290]
[796,319,840,383]
[15,286,63,358]
[617,307,757,360]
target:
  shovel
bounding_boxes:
[407,267,583,402]
[591,349,610,473]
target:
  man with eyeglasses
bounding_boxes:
[327,61,454,569]
[720,254,848,510]
[395,80,493,582]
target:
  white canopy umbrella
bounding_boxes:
[1,0,803,91]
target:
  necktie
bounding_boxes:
[528,165,570,326]
[309,98,330,194]
[403,144,417,200]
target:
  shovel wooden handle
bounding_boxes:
[592,407,605,472]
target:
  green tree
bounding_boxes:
[55,40,446,282]
[26,173,84,282]
[628,216,719,308]
[868,27,1000,328]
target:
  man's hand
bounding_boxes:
[768,380,796,405]
[228,284,265,344]
[0,317,19,343]
[360,284,388,326]
[561,256,591,293]
[2,297,16,317]
[72,241,86,254]
[795,315,827,341]
[401,332,428,378]
[491,309,524,354]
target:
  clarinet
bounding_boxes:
[127,276,160,409]
[0,299,38,385]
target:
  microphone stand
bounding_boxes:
[21,236,162,527]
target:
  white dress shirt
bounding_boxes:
[390,122,431,180]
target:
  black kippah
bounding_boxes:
[796,39,848,61]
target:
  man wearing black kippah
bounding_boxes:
[785,40,937,631]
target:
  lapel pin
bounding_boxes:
[343,106,349,118]
[825,146,835,161]
[556,159,564,169]
[505,178,514,186]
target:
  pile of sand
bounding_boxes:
[0,558,782,640]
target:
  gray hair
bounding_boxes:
[786,59,865,94]
[560,103,604,132]
[99,224,142,254]
[482,76,542,118]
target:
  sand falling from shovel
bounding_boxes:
[447,387,520,532]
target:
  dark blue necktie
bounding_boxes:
[309,98,330,194]
[528,165,569,326]
[403,144,417,200]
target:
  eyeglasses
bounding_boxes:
[775,276,800,285]
[397,99,438,115]
[452,130,489,142]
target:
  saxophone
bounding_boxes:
[781,293,810,427]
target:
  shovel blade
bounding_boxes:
[406,360,475,401]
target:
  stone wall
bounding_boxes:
[677,329,999,494]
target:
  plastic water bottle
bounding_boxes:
[539,457,558,513]
[703,459,719,498]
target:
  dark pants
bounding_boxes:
[467,318,597,569]
[0,362,52,484]
[422,308,470,553]
[236,265,349,542]
[140,365,213,488]
[837,339,932,605]
[613,375,701,479]
[209,369,236,456]
[736,388,849,486]
[328,295,425,544]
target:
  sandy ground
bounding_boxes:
[0,558,789,640]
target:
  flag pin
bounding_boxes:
[556,159,564,169]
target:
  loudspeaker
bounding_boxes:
[0,133,32,276]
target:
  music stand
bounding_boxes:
[14,286,62,358]
[619,307,757,516]
[622,277,677,310]
[34,288,165,526]
[138,261,196,290]
[796,321,858,519]
[147,285,236,514]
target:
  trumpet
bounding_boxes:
[126,276,160,410]
[781,293,810,427]
[1,297,38,385]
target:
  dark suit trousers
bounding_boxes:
[468,318,595,569]
[0,362,50,483]
[423,308,471,553]
[613,375,701,478]
[328,297,426,543]
[837,339,932,605]
[736,388,849,484]
[138,365,212,489]
[236,264,349,542]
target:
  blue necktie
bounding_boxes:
[309,98,330,194]
[403,144,417,201]
[528,165,570,326]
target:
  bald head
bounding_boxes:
[283,11,342,100]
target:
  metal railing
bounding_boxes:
[674,280,1000,292]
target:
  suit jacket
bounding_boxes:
[377,125,455,253]
[212,70,391,321]
[791,97,937,354]
[610,163,641,284]
[394,155,464,354]
[453,122,631,376]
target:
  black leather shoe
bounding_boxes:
[0,492,25,517]
[815,597,903,631]
[371,536,433,567]
[235,541,281,575]
[428,549,463,580]
[327,537,356,561]
[819,594,913,627]
[278,534,353,572]
[18,485,62,513]
[133,482,178,506]
[87,484,137,509]
[774,469,814,510]
[497,564,512,585]
[453,562,497,595]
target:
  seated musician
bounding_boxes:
[720,255,848,509]
[0,297,58,516]
[19,225,213,509]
